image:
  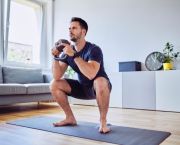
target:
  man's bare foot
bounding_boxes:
[99,122,111,133]
[53,118,77,127]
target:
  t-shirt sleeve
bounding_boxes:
[88,46,103,64]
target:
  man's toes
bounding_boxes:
[53,122,63,127]
[53,120,77,127]
[104,128,111,133]
[98,127,103,132]
[99,127,111,134]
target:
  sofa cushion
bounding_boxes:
[0,66,2,83]
[43,73,53,83]
[3,66,44,84]
[0,84,26,95]
[25,83,50,94]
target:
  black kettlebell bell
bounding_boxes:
[54,39,70,60]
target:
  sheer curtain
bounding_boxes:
[0,0,3,65]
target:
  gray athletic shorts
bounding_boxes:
[65,78,112,100]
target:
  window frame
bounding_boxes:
[2,0,53,69]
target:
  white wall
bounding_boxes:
[53,0,180,73]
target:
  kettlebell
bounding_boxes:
[54,39,70,60]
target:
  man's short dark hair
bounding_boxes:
[71,17,88,34]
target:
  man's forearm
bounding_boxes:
[52,60,64,80]
[74,57,98,80]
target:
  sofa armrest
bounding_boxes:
[43,73,53,83]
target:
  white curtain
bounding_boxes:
[0,0,10,65]
[0,0,3,64]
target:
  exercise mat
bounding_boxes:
[7,116,171,145]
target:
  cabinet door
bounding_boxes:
[156,70,180,112]
[108,72,122,107]
[122,71,156,110]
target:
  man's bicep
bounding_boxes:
[88,60,100,72]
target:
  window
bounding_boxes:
[7,0,42,65]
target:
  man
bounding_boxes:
[50,17,112,133]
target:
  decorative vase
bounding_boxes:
[163,62,173,70]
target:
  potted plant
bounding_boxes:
[162,42,180,70]
[64,66,75,78]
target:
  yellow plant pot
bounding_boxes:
[163,63,173,70]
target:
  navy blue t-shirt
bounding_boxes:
[60,42,110,86]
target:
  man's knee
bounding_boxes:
[94,77,108,88]
[50,79,58,93]
[94,77,110,95]
[50,79,63,92]
[49,79,71,95]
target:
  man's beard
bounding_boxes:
[70,37,77,42]
[70,32,82,42]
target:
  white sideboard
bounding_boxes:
[122,71,156,110]
[70,70,180,112]
[156,70,180,112]
[109,72,123,107]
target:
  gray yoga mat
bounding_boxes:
[7,116,170,145]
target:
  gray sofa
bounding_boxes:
[0,65,53,105]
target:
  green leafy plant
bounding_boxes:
[65,66,75,78]
[162,42,180,63]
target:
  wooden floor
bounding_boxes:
[0,103,180,145]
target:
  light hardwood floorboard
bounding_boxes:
[0,103,180,145]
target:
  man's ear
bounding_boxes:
[82,29,87,36]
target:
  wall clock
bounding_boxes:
[145,52,165,71]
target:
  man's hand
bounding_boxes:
[51,46,61,57]
[62,43,76,57]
